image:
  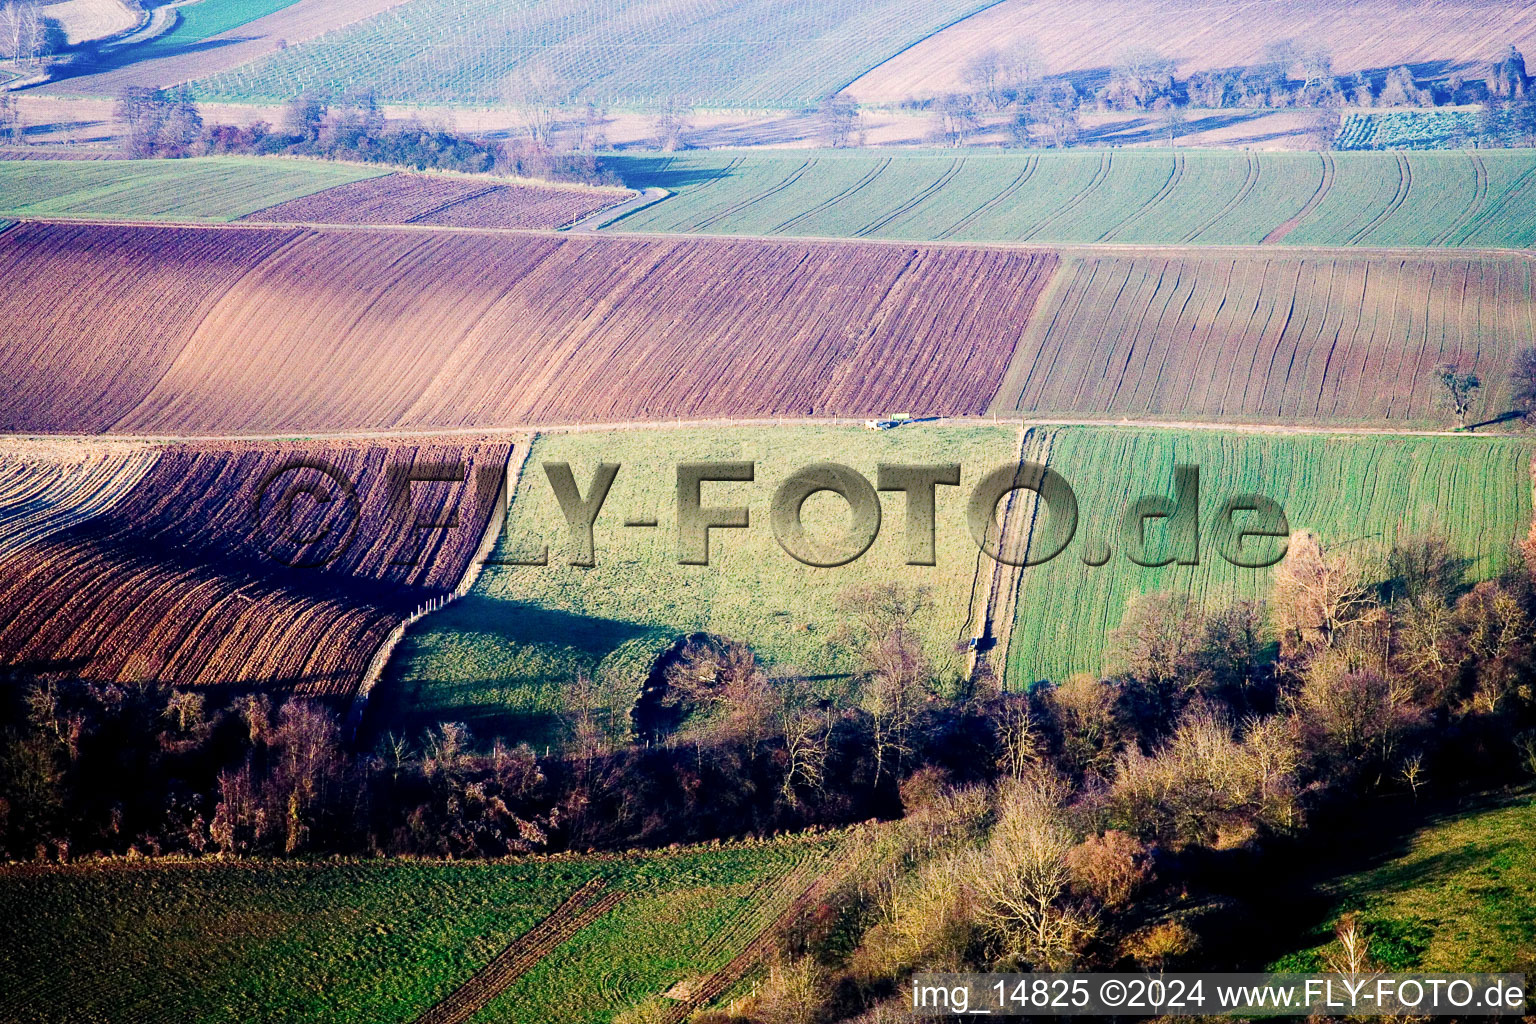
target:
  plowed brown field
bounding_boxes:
[0,441,509,695]
[990,251,1536,426]
[242,173,628,229]
[0,223,299,432]
[0,223,1056,434]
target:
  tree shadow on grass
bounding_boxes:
[361,595,661,750]
[600,155,745,191]
[41,36,257,86]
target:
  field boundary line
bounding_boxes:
[413,877,622,1024]
[827,0,1016,96]
[344,441,522,737]
[986,254,1078,415]
[1262,151,1334,245]
[11,214,1533,261]
[18,413,1536,446]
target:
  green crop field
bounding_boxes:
[1006,428,1535,687]
[128,0,305,62]
[191,0,1004,108]
[607,149,1536,248]
[1274,794,1536,976]
[374,425,1018,748]
[0,835,840,1024]
[0,157,384,221]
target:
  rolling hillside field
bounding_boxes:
[374,425,1018,747]
[0,223,1056,435]
[0,833,845,1024]
[190,0,1008,108]
[991,251,1536,427]
[0,157,385,221]
[0,441,508,696]
[1006,428,1535,686]
[846,0,1536,104]
[608,150,1536,248]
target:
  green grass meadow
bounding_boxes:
[375,425,1017,747]
[0,157,381,221]
[1274,794,1536,976]
[133,0,306,60]
[1007,428,1535,686]
[0,836,837,1024]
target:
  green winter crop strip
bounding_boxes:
[0,157,384,222]
[607,149,1536,248]
[1005,428,1535,687]
[0,837,837,1024]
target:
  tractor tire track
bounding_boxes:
[1103,152,1186,242]
[855,158,964,237]
[1348,151,1412,245]
[937,156,1037,240]
[694,159,815,231]
[1019,151,1113,242]
[773,158,891,235]
[413,878,622,1024]
[1431,152,1488,246]
[1262,151,1335,245]
[1184,151,1260,243]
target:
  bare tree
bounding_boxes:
[1109,591,1204,689]
[995,697,1044,780]
[817,92,859,147]
[573,101,608,151]
[1271,531,1374,653]
[0,93,21,145]
[841,583,933,785]
[1305,108,1341,151]
[1159,101,1188,146]
[928,92,979,146]
[1028,81,1080,148]
[651,95,692,152]
[2,1,41,64]
[503,67,569,150]
[1434,362,1482,428]
[1300,47,1334,90]
[1397,752,1426,798]
[775,678,829,806]
[974,771,1093,968]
